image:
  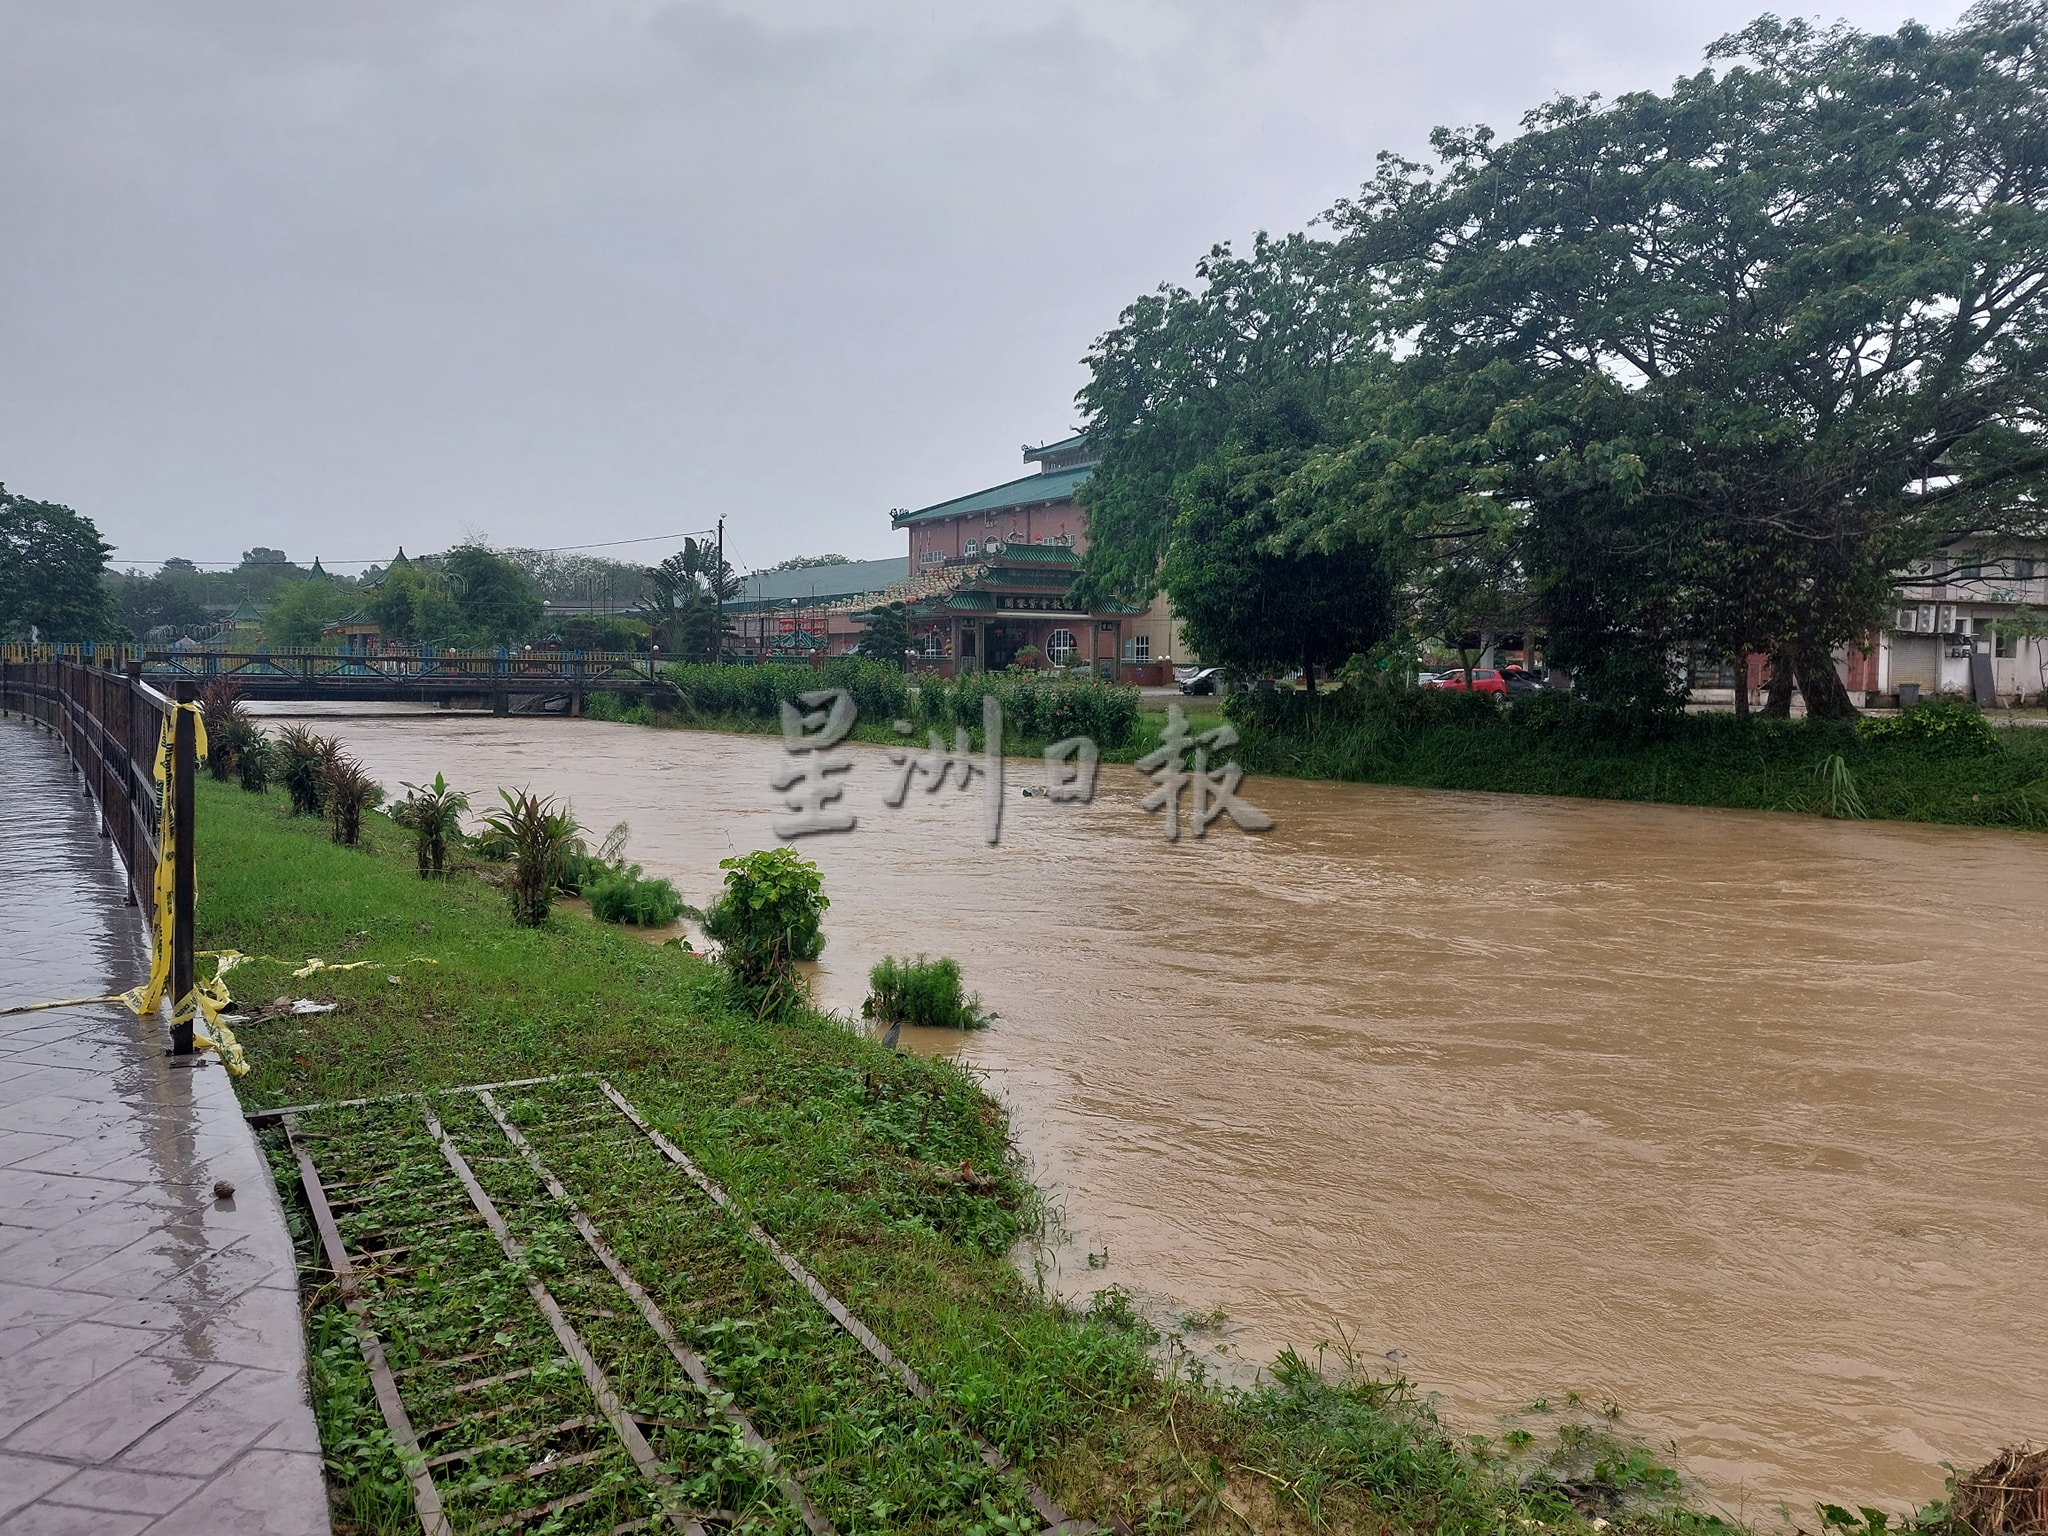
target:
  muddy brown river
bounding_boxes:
[271,711,2048,1518]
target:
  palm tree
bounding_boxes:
[636,538,736,664]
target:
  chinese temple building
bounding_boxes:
[891,435,1188,678]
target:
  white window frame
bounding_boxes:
[1045,628,1078,665]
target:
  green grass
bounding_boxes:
[199,778,1891,1534]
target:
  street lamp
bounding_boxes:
[649,642,660,682]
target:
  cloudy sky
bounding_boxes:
[2,0,1960,577]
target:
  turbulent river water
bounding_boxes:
[271,710,2048,1518]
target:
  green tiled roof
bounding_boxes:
[984,544,1079,568]
[892,465,1091,528]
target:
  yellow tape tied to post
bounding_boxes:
[117,702,250,1078]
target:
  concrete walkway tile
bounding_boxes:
[0,1502,154,1535]
[39,1466,206,1518]
[0,1323,171,1440]
[0,1066,107,1113]
[2,1356,235,1463]
[0,1452,78,1521]
[105,1284,309,1371]
[140,1449,330,1536]
[0,1165,138,1224]
[114,1367,306,1477]
[256,1399,321,1455]
[0,1281,106,1354]
[0,1213,189,1292]
[0,1135,73,1171]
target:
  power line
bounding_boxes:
[108,529,721,571]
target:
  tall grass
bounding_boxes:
[864,954,992,1030]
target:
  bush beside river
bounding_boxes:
[1225,688,2048,832]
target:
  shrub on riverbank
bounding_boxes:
[917,672,1141,751]
[700,846,826,1014]
[587,663,1142,754]
[864,954,991,1030]
[589,865,682,925]
[1224,688,2048,830]
[652,658,912,726]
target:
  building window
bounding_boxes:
[1957,550,1984,579]
[2017,558,2037,581]
[922,630,943,656]
[1995,626,2017,658]
[1124,635,1150,662]
[919,548,945,566]
[1045,628,1077,665]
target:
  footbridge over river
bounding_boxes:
[2,645,680,715]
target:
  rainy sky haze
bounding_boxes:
[1,0,1962,575]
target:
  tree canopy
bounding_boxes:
[853,601,913,667]
[1075,1,2048,715]
[0,486,121,641]
[444,545,544,647]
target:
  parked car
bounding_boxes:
[1425,667,1508,696]
[1180,666,1230,695]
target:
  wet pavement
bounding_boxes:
[0,719,328,1535]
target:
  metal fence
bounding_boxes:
[0,653,200,1054]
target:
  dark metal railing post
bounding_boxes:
[170,681,197,1056]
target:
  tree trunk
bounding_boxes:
[1302,651,1316,696]
[1793,639,1861,720]
[1762,647,1796,718]
[1733,651,1750,721]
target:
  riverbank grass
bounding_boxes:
[198,776,1846,1534]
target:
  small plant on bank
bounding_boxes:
[390,772,470,877]
[1813,753,1868,819]
[230,722,272,793]
[701,847,826,1014]
[322,753,383,847]
[589,867,683,926]
[275,726,335,816]
[862,954,992,1029]
[482,788,579,926]
[197,678,250,782]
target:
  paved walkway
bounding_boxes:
[0,719,329,1535]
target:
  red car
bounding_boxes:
[1425,667,1507,696]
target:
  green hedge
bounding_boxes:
[657,659,911,725]
[1221,686,2048,829]
[917,673,1140,750]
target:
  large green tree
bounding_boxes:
[1292,2,2048,716]
[444,545,543,647]
[0,487,122,640]
[1073,232,1382,608]
[1164,443,1396,685]
[112,569,211,639]
[369,558,461,644]
[265,577,357,647]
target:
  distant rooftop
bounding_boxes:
[728,556,908,610]
[891,463,1092,529]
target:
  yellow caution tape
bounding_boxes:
[290,956,440,979]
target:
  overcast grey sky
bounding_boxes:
[0,0,1960,576]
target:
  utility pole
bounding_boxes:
[714,516,725,664]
